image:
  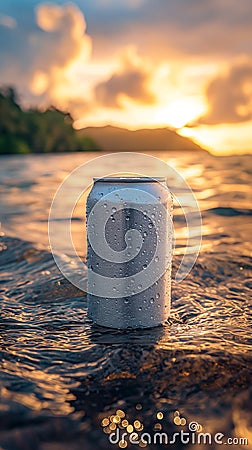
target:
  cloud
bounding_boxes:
[0,2,156,121]
[78,0,252,61]
[94,48,156,108]
[1,0,251,130]
[0,14,16,29]
[95,0,145,8]
[193,61,252,125]
[1,0,252,64]
[0,2,91,105]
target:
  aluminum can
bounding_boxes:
[86,176,172,329]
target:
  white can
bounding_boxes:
[86,177,173,329]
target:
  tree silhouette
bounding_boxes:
[0,87,99,154]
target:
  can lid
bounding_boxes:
[93,176,166,183]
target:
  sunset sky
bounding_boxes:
[0,0,252,154]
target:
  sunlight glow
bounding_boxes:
[180,122,252,155]
[31,71,49,95]
[74,95,207,131]
[153,97,206,128]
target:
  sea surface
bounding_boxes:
[0,151,252,449]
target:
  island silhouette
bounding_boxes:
[0,87,206,154]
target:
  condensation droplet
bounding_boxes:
[150,298,154,304]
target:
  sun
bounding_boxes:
[154,96,206,129]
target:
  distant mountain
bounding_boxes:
[78,125,207,152]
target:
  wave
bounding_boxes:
[206,207,252,216]
[0,234,252,449]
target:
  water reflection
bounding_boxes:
[0,152,251,448]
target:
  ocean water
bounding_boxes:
[0,151,252,449]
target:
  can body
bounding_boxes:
[86,177,172,329]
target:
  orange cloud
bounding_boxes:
[0,3,157,122]
[0,3,92,106]
[36,2,91,60]
[192,60,252,125]
[94,48,156,108]
[33,3,91,98]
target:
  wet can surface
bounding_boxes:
[86,177,173,329]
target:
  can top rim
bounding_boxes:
[93,176,166,183]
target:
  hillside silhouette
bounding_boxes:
[78,125,206,152]
[0,87,98,154]
[0,86,206,154]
